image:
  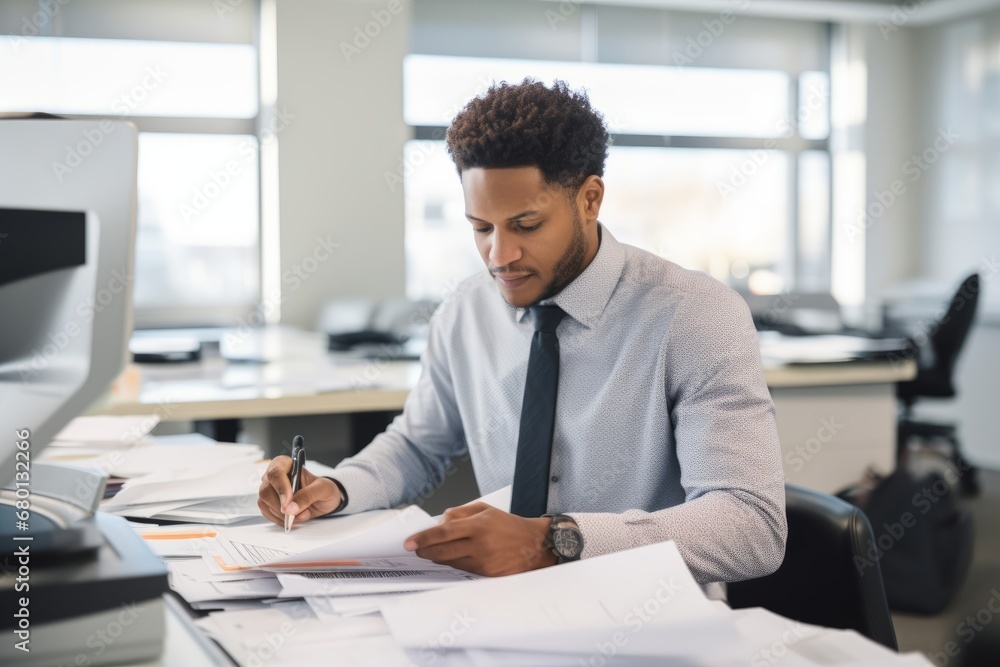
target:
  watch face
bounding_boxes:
[552,526,582,559]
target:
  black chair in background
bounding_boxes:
[895,273,981,495]
[728,484,898,650]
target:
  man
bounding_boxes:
[258,79,786,589]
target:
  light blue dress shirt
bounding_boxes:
[331,224,786,584]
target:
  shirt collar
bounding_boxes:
[514,223,626,329]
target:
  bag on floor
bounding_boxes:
[838,467,974,614]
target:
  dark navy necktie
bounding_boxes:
[510,305,567,517]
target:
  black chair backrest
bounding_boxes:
[929,273,980,380]
[727,484,898,650]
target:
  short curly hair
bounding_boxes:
[445,78,611,192]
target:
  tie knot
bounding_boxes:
[528,305,566,333]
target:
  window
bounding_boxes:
[403,54,831,301]
[0,0,268,327]
[402,0,831,301]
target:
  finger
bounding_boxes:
[289,503,333,524]
[257,497,285,526]
[415,538,475,564]
[442,502,491,522]
[299,467,318,487]
[264,456,294,511]
[287,478,338,518]
[258,480,282,515]
[403,520,471,551]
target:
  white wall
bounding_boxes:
[851,7,1000,468]
[275,0,410,328]
[913,8,1000,317]
[859,24,922,303]
[906,8,1000,468]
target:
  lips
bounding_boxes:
[494,274,532,289]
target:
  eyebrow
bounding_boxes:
[465,210,541,224]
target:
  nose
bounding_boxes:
[488,227,523,270]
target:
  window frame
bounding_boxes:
[405,22,834,295]
[0,0,274,329]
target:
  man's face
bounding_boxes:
[461,166,599,308]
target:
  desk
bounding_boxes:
[134,596,233,667]
[766,361,915,493]
[91,330,916,495]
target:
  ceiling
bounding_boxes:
[536,0,1000,24]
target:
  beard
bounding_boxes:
[534,207,587,305]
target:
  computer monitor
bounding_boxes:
[0,118,137,489]
[0,119,170,667]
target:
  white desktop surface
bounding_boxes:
[92,329,915,418]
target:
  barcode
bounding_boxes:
[302,570,432,579]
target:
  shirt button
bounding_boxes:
[550,475,559,483]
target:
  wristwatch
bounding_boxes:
[542,513,584,564]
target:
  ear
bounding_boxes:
[577,175,604,222]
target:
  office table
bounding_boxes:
[90,331,916,495]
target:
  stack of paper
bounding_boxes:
[207,505,481,601]
[128,522,220,559]
[186,538,935,667]
[100,448,266,523]
[125,496,486,617]
[50,414,162,446]
[195,601,415,666]
[381,540,739,660]
[41,416,270,523]
[168,558,282,608]
[108,432,934,667]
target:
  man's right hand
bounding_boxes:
[257,456,343,527]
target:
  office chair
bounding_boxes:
[727,484,898,650]
[895,273,981,496]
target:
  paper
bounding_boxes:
[52,442,261,479]
[221,509,406,554]
[757,332,909,365]
[195,603,403,667]
[168,560,282,604]
[53,415,160,444]
[169,558,272,584]
[697,606,934,666]
[305,593,415,620]
[380,540,740,659]
[107,499,206,519]
[463,649,663,666]
[103,460,267,508]
[272,505,439,565]
[129,523,220,559]
[466,485,511,512]
[104,442,262,478]
[277,567,480,597]
[154,495,262,524]
[211,506,440,571]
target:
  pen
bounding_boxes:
[284,434,306,533]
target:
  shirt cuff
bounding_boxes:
[321,477,349,515]
[321,464,390,514]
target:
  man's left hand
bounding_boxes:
[403,502,557,576]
